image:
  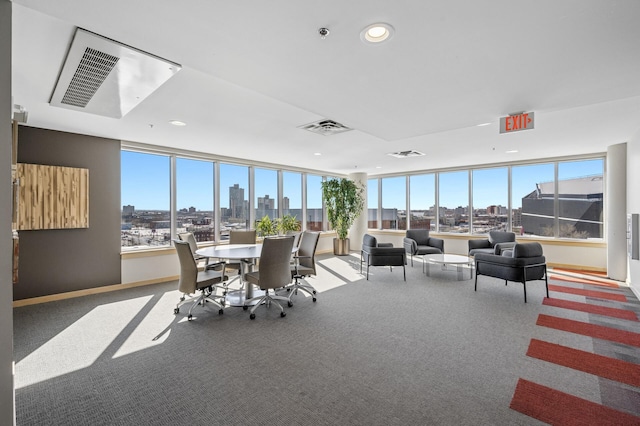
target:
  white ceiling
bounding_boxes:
[11,0,640,176]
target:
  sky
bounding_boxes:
[122,151,603,211]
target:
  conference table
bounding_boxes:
[195,243,294,306]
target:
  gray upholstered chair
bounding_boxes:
[403,229,444,266]
[286,231,320,305]
[360,234,406,281]
[474,242,548,303]
[223,229,257,286]
[173,239,228,321]
[178,232,207,264]
[468,231,516,256]
[243,236,295,319]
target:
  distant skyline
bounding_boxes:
[122,151,603,212]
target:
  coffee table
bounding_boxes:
[423,254,474,280]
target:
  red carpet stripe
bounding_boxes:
[510,378,640,425]
[543,297,639,321]
[549,274,621,288]
[536,314,640,347]
[553,267,608,277]
[527,339,640,387]
[548,284,627,301]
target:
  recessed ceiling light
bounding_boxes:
[506,150,519,154]
[375,166,382,169]
[314,152,322,156]
[361,23,394,44]
[169,120,186,126]
[477,122,492,127]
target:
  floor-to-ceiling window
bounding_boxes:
[438,170,469,233]
[121,150,170,248]
[512,163,555,237]
[176,157,214,242]
[254,167,278,223]
[282,171,302,226]
[409,174,435,230]
[557,158,604,239]
[471,167,508,234]
[220,163,249,238]
[381,176,406,230]
[306,174,323,231]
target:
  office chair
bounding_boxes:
[242,236,294,320]
[173,239,228,321]
[285,231,320,305]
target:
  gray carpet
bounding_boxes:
[14,254,604,425]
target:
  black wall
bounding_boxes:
[15,126,121,300]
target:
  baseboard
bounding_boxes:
[12,276,179,307]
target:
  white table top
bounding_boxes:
[423,254,473,265]
[196,244,263,260]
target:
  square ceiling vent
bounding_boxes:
[388,150,425,158]
[299,119,352,136]
[50,28,181,118]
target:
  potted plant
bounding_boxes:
[276,214,301,235]
[256,215,276,238]
[321,178,365,255]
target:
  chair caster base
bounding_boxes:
[187,314,193,321]
[174,308,179,314]
[250,313,256,320]
[280,311,286,317]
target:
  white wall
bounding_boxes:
[121,233,337,285]
[628,129,640,297]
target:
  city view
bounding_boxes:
[121,151,604,249]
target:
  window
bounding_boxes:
[471,167,508,234]
[381,176,406,230]
[306,174,323,231]
[438,170,469,233]
[409,174,435,230]
[254,167,278,222]
[368,178,379,229]
[512,163,554,237]
[121,151,170,248]
[176,158,214,242]
[557,159,603,239]
[219,163,249,238]
[283,171,302,224]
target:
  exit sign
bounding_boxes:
[500,112,534,134]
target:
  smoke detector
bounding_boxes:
[50,28,181,118]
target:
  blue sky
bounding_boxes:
[122,151,603,211]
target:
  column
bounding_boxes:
[606,143,627,281]
[348,172,368,251]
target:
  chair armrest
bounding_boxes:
[403,238,417,254]
[378,242,394,248]
[469,239,491,250]
[427,237,444,252]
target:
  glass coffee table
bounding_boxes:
[423,254,474,280]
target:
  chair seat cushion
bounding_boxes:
[469,247,495,256]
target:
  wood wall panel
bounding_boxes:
[16,163,89,230]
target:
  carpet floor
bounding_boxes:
[13,254,640,425]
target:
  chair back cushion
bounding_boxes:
[174,240,197,294]
[297,231,320,273]
[488,231,516,247]
[178,232,199,254]
[363,234,377,249]
[406,229,430,246]
[513,242,543,258]
[256,236,295,289]
[230,230,257,244]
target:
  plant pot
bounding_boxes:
[333,238,350,256]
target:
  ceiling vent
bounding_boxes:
[388,150,426,158]
[50,28,181,118]
[299,119,352,136]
